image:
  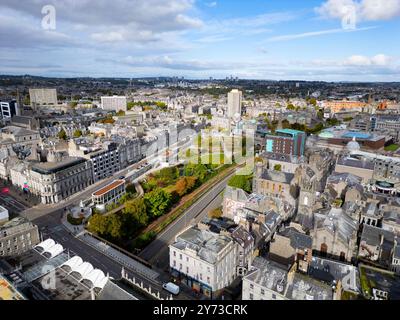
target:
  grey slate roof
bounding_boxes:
[244,257,289,294]
[360,224,395,247]
[261,169,294,184]
[172,227,233,264]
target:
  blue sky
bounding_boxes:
[0,0,399,81]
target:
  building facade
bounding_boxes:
[28,157,93,204]
[0,217,40,257]
[101,96,127,112]
[227,89,242,119]
[92,180,126,212]
[265,129,306,157]
[0,101,19,119]
[169,226,239,298]
[29,88,58,105]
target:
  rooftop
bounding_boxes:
[93,180,125,197]
[244,257,289,294]
[0,126,38,137]
[31,157,87,175]
[286,273,333,300]
[261,169,294,184]
[33,267,93,300]
[172,227,233,264]
[0,217,36,239]
[276,128,306,136]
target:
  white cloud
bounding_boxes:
[0,0,203,45]
[316,0,400,22]
[205,2,217,8]
[343,54,393,66]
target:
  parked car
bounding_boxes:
[162,282,180,295]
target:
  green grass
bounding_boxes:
[359,266,372,297]
[384,144,399,152]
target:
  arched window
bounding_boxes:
[320,243,328,256]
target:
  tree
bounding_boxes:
[309,98,317,107]
[184,164,209,183]
[209,207,223,219]
[144,188,172,218]
[281,119,290,129]
[175,176,197,196]
[57,129,67,140]
[73,129,83,138]
[69,101,78,108]
[107,214,123,240]
[274,164,282,171]
[228,174,253,193]
[287,103,296,110]
[126,184,136,195]
[116,110,126,116]
[123,198,148,226]
[157,167,179,185]
[88,214,108,235]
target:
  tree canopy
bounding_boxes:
[73,129,83,138]
[228,174,253,193]
[144,188,172,218]
[57,129,67,140]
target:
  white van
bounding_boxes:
[162,282,180,295]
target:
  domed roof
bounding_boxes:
[347,137,360,151]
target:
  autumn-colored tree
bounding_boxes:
[208,207,223,219]
[175,176,197,196]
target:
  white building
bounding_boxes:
[169,226,239,298]
[92,180,126,212]
[0,205,9,225]
[29,88,58,105]
[26,157,93,204]
[227,89,242,119]
[101,96,127,112]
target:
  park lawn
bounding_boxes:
[384,144,399,152]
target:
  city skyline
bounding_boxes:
[0,0,399,81]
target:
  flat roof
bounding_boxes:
[33,267,92,300]
[93,180,125,197]
[31,157,87,175]
[276,129,305,135]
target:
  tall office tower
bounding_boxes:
[29,88,58,105]
[227,89,243,119]
[0,100,20,119]
[101,96,127,112]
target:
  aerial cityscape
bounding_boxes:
[1,0,400,305]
